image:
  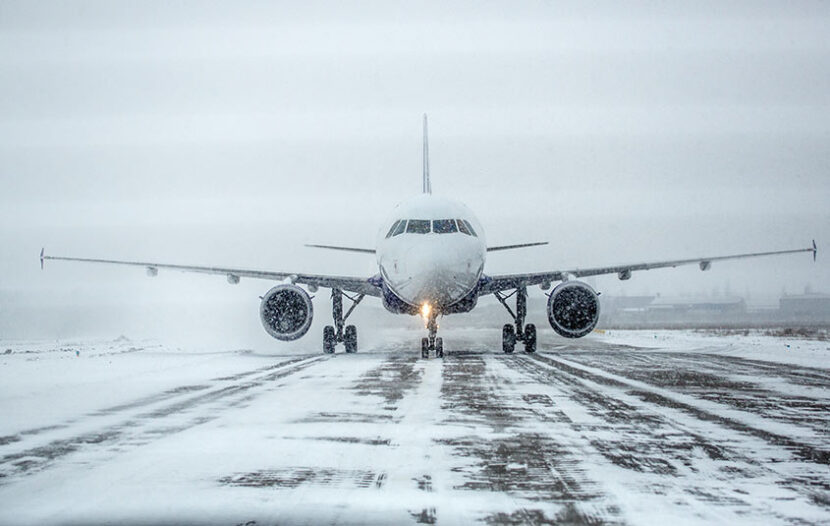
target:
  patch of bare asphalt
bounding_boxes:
[414,474,433,492]
[484,504,605,526]
[298,353,423,424]
[0,356,326,482]
[0,430,120,480]
[439,353,621,525]
[410,507,437,524]
[440,353,522,431]
[0,435,21,447]
[354,354,423,406]
[295,436,392,446]
[0,424,71,449]
[219,468,382,489]
[529,352,830,466]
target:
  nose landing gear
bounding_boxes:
[323,288,364,354]
[495,286,536,353]
[420,309,444,359]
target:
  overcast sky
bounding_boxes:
[1,1,828,343]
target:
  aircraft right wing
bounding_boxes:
[40,250,382,297]
[479,240,817,295]
[487,242,548,252]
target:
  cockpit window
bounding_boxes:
[463,220,478,237]
[457,219,477,237]
[432,219,458,234]
[392,220,407,236]
[406,219,431,234]
[385,220,401,238]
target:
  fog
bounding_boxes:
[1,1,828,347]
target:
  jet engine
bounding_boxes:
[546,281,600,338]
[259,284,313,341]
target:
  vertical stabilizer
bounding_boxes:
[422,114,431,194]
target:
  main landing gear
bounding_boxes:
[420,309,444,359]
[323,288,364,354]
[494,286,536,354]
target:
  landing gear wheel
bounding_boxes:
[344,325,357,353]
[502,324,516,354]
[323,326,336,354]
[524,324,537,353]
[421,337,430,359]
[435,337,444,358]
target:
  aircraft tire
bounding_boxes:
[524,324,537,353]
[421,337,429,359]
[502,324,516,353]
[344,325,357,353]
[435,337,444,358]
[323,326,336,354]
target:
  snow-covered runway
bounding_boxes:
[0,330,828,525]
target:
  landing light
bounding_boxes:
[421,302,431,319]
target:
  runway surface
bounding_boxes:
[0,329,828,525]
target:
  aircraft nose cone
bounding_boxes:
[406,251,478,307]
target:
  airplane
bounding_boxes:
[41,115,818,359]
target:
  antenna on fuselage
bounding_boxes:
[422,113,431,194]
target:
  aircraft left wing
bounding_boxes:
[40,249,382,297]
[305,244,375,254]
[478,241,817,295]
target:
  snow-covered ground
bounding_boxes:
[0,329,828,525]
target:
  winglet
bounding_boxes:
[422,114,431,194]
[813,239,817,262]
[40,247,45,270]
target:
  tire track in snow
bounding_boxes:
[222,353,426,491]
[531,352,830,465]
[506,352,829,522]
[0,355,313,451]
[438,352,625,525]
[556,349,830,437]
[0,355,328,482]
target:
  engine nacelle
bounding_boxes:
[546,281,600,339]
[259,284,313,341]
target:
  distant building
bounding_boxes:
[648,296,746,314]
[779,294,830,319]
[603,296,655,313]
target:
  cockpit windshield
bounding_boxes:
[457,219,477,237]
[385,220,402,238]
[392,220,407,236]
[432,219,458,234]
[406,219,431,234]
[388,218,475,236]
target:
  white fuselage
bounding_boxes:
[376,195,486,312]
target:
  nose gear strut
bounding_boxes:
[494,286,536,353]
[420,309,444,359]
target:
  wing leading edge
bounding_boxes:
[479,241,817,295]
[40,251,381,297]
[487,242,548,252]
[304,244,375,254]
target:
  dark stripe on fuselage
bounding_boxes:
[380,280,479,315]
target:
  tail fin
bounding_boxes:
[422,113,431,194]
